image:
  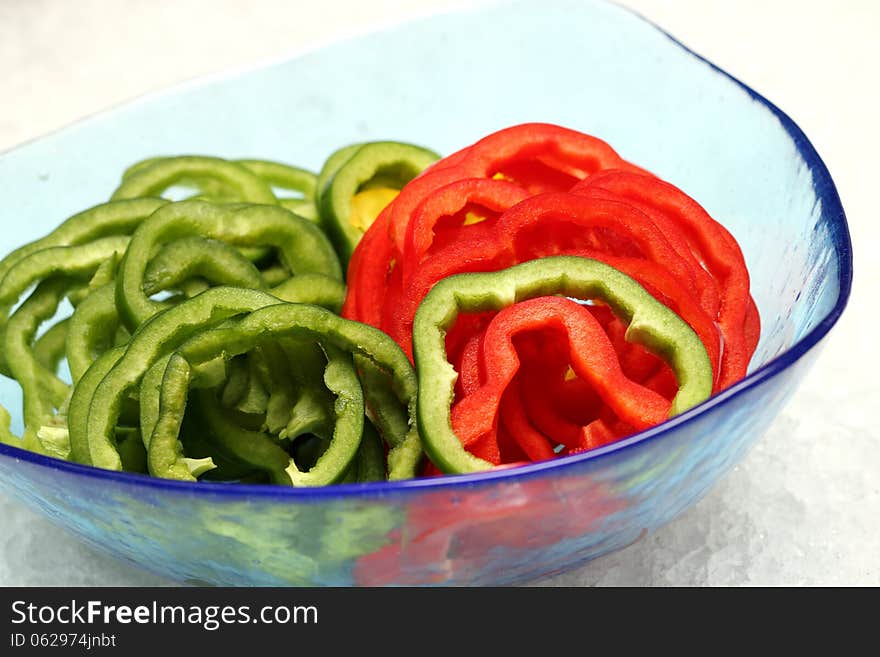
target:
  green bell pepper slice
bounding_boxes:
[412,256,714,474]
[317,141,440,267]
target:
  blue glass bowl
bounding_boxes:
[0,0,852,586]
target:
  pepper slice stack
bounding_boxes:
[0,125,760,483]
[72,288,419,484]
[0,152,426,483]
[412,257,714,474]
[343,123,760,473]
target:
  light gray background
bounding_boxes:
[0,0,876,586]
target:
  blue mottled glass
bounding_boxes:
[0,0,852,585]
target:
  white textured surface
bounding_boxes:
[0,0,876,587]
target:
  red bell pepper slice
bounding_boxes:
[450,296,672,460]
[466,430,502,465]
[453,324,615,456]
[454,122,648,191]
[401,178,529,281]
[744,297,761,355]
[384,233,511,357]
[381,124,652,269]
[580,255,722,387]
[514,332,628,453]
[573,170,757,387]
[498,377,557,462]
[502,195,706,306]
[387,166,474,257]
[515,331,602,422]
[575,186,721,317]
[387,194,709,360]
[340,204,395,327]
[422,143,474,173]
[453,329,485,400]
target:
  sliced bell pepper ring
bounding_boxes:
[601,311,665,383]
[744,297,761,356]
[171,302,421,480]
[444,311,495,375]
[267,274,347,314]
[236,159,319,222]
[562,416,627,456]
[496,416,532,465]
[453,330,484,400]
[354,356,409,462]
[0,236,130,316]
[65,253,348,398]
[461,429,501,465]
[522,365,604,428]
[143,354,209,482]
[314,143,364,205]
[77,287,285,471]
[451,297,673,461]
[378,255,408,342]
[5,278,76,454]
[514,333,605,447]
[372,125,638,273]
[385,232,510,357]
[389,193,708,359]
[449,315,605,433]
[512,318,658,452]
[67,345,125,466]
[517,311,673,446]
[115,200,342,330]
[145,343,364,487]
[126,157,320,218]
[343,166,495,328]
[276,339,338,441]
[432,327,498,466]
[0,198,168,292]
[400,177,529,282]
[178,402,264,483]
[234,355,272,416]
[573,169,757,387]
[248,341,310,437]
[498,377,557,462]
[374,124,649,261]
[340,204,395,328]
[412,256,713,474]
[521,373,614,451]
[317,141,440,267]
[574,186,721,317]
[642,364,680,400]
[574,254,722,387]
[76,284,420,479]
[345,418,387,483]
[502,194,707,300]
[386,165,474,258]
[32,319,69,375]
[447,312,498,400]
[452,122,649,192]
[141,235,264,296]
[66,283,123,384]
[0,236,131,378]
[111,155,278,204]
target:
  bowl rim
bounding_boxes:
[0,0,854,500]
